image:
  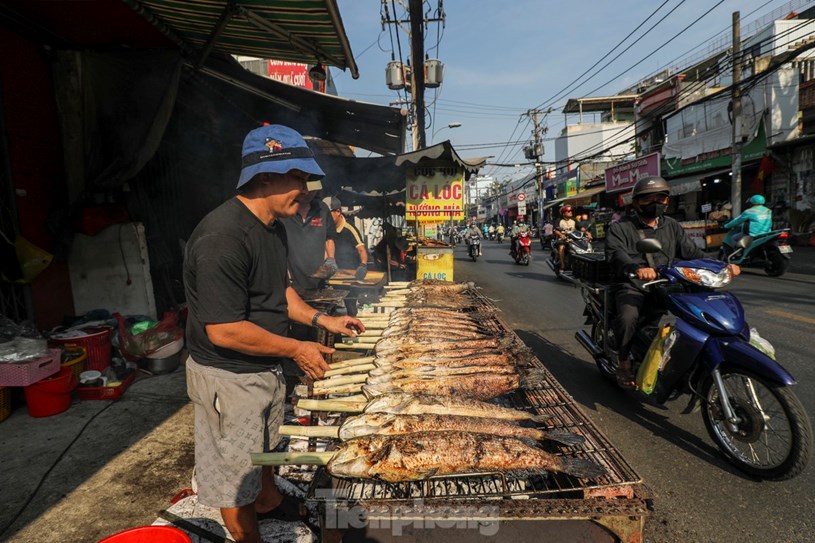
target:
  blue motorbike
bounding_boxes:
[575,237,812,479]
[719,228,792,277]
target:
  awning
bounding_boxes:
[0,0,359,76]
[394,141,488,179]
[544,197,568,209]
[202,53,406,155]
[135,0,359,76]
[561,185,606,204]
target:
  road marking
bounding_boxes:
[766,309,815,326]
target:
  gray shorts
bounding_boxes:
[186,356,285,508]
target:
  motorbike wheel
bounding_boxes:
[590,322,618,383]
[701,369,812,480]
[522,252,530,266]
[765,251,789,277]
[471,249,478,262]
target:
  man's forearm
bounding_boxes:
[356,245,368,264]
[206,320,301,358]
[286,287,320,327]
[325,239,335,259]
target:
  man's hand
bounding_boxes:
[321,315,366,337]
[311,257,339,279]
[292,341,333,379]
[636,267,658,281]
[728,264,741,277]
[354,264,368,280]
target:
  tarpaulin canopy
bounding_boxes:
[0,0,358,76]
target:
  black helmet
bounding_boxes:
[631,176,670,199]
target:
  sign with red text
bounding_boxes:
[605,152,661,194]
[406,166,465,223]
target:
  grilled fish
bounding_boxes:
[366,364,517,382]
[373,353,514,369]
[338,413,584,446]
[363,373,519,401]
[362,393,551,423]
[327,431,605,482]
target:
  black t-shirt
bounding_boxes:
[281,200,336,290]
[184,198,290,373]
[334,219,365,269]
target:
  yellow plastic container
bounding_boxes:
[60,345,88,383]
[416,246,454,282]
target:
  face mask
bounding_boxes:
[638,202,667,219]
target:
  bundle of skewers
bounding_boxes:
[253,280,607,483]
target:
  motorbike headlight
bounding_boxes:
[675,266,731,287]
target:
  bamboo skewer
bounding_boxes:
[313,383,364,395]
[334,343,375,351]
[324,364,375,378]
[279,425,340,438]
[327,356,374,369]
[297,399,367,412]
[251,451,333,466]
[313,373,368,388]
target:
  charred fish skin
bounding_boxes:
[327,431,605,483]
[363,372,521,401]
[337,413,584,446]
[362,393,552,424]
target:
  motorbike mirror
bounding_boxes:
[635,238,662,254]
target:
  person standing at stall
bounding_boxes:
[282,187,338,292]
[324,196,368,280]
[183,124,365,543]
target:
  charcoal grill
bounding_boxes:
[304,290,651,542]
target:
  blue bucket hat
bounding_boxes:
[237,124,325,190]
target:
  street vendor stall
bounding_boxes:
[252,280,651,543]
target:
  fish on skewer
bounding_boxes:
[361,393,551,423]
[373,353,516,369]
[366,363,518,382]
[337,413,584,446]
[375,337,512,356]
[326,431,605,483]
[361,368,544,401]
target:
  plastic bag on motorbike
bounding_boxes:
[749,327,776,360]
[636,324,673,395]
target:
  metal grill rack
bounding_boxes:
[306,290,644,506]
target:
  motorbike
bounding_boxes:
[510,231,532,265]
[574,237,812,480]
[488,230,496,241]
[467,234,481,262]
[496,230,505,243]
[719,227,792,277]
[546,231,594,281]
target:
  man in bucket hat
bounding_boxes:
[183,124,365,542]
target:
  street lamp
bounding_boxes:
[431,122,462,144]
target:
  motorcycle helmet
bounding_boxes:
[561,205,573,216]
[749,194,766,206]
[630,176,670,199]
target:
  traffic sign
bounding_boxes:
[516,192,526,202]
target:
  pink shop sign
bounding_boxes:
[605,152,661,194]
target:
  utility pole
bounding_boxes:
[731,11,743,216]
[408,0,426,149]
[524,108,548,225]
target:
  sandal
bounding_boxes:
[256,494,307,522]
[615,367,638,390]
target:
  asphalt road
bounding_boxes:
[456,238,815,543]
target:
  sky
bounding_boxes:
[332,0,813,183]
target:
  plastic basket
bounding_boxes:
[78,371,136,401]
[570,253,613,284]
[61,346,87,382]
[0,349,62,387]
[50,327,112,372]
[0,386,10,422]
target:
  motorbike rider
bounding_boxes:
[496,223,505,240]
[509,220,527,255]
[467,222,483,256]
[722,194,773,253]
[554,205,591,272]
[488,224,495,239]
[605,176,740,389]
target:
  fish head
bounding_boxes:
[362,383,399,399]
[328,440,375,478]
[338,413,395,440]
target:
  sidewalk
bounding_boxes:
[0,366,196,542]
